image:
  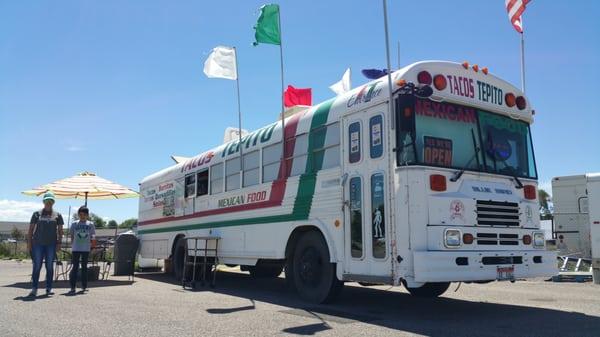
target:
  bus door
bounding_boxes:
[342,103,392,279]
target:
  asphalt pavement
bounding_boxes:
[1,260,600,337]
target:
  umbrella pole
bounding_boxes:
[66,205,71,246]
[85,192,88,207]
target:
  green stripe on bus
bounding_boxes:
[138,99,335,235]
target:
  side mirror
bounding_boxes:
[415,85,433,98]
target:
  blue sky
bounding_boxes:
[1,0,599,223]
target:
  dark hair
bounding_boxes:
[78,206,89,215]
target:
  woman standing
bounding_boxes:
[68,206,96,294]
[27,191,64,297]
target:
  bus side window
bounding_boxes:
[289,133,308,176]
[369,115,383,158]
[196,169,209,197]
[311,122,340,171]
[349,176,363,258]
[210,163,224,195]
[395,96,417,165]
[226,157,241,191]
[348,121,361,164]
[243,150,260,187]
[262,142,281,183]
[184,174,195,198]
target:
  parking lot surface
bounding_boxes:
[1,260,600,337]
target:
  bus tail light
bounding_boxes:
[417,71,432,85]
[523,234,532,245]
[505,93,516,107]
[433,74,447,90]
[430,174,447,192]
[524,185,537,200]
[396,79,407,87]
[463,233,474,244]
[516,96,527,110]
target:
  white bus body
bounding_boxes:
[552,174,600,280]
[138,61,556,302]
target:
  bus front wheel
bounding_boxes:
[292,231,343,303]
[248,262,284,278]
[404,281,450,298]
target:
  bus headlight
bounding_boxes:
[533,232,545,248]
[444,229,462,248]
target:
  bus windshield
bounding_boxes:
[396,98,537,179]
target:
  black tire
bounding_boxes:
[292,231,343,303]
[404,282,450,298]
[172,238,187,281]
[284,258,295,289]
[248,264,284,278]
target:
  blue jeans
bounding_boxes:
[31,243,56,290]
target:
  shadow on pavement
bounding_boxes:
[282,322,331,335]
[136,270,600,336]
[6,279,134,291]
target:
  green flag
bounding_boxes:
[253,4,281,46]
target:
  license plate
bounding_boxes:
[497,266,515,281]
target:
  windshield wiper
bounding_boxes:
[450,129,481,182]
[512,174,524,189]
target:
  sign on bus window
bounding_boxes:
[423,136,453,167]
[349,176,363,258]
[348,122,361,164]
[369,115,383,158]
[371,173,386,259]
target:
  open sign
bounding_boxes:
[423,136,453,166]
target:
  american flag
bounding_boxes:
[505,0,531,33]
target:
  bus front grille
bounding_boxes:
[476,200,520,227]
[476,232,520,245]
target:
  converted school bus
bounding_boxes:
[138,61,556,303]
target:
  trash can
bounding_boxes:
[113,233,139,276]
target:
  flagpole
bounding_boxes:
[382,0,395,129]
[277,5,286,170]
[382,0,398,285]
[234,47,244,185]
[520,18,526,93]
[397,40,400,69]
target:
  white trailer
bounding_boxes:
[552,173,600,282]
[137,61,556,303]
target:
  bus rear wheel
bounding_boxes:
[172,238,186,281]
[292,231,342,303]
[404,282,450,298]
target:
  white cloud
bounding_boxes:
[0,199,41,222]
[66,145,84,152]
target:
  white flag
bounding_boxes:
[203,46,237,80]
[329,68,351,95]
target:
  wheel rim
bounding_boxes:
[298,246,322,287]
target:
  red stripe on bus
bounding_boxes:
[139,113,304,227]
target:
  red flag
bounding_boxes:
[284,85,312,107]
[505,0,530,33]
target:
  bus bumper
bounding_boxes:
[412,250,557,283]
